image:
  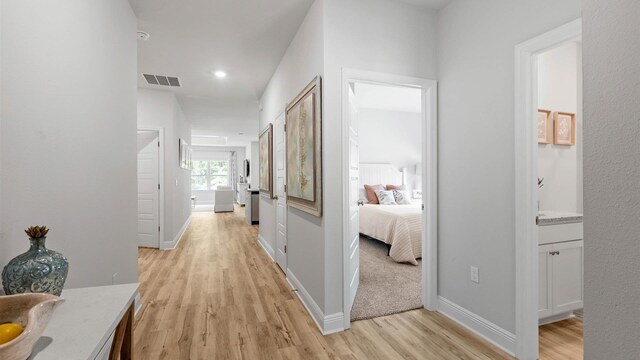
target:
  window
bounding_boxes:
[191,160,228,190]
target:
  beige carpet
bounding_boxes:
[350,236,422,321]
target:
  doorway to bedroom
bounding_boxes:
[342,69,438,329]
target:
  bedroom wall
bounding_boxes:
[322,0,438,317]
[583,0,640,358]
[258,0,325,306]
[0,0,139,288]
[137,88,192,248]
[537,42,582,213]
[358,108,422,191]
[437,0,581,337]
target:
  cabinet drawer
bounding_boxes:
[539,222,583,245]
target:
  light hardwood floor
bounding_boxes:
[133,208,516,359]
[539,318,583,360]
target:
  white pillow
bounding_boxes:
[393,190,412,205]
[359,188,369,204]
[375,190,397,205]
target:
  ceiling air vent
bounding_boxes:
[142,74,181,87]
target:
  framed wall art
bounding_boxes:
[554,112,576,146]
[259,123,274,198]
[179,138,191,169]
[537,109,553,144]
[286,76,322,217]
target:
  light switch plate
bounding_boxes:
[470,266,479,283]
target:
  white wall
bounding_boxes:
[583,0,640,358]
[137,89,192,248]
[437,0,581,334]
[0,0,139,288]
[537,42,582,213]
[259,0,325,306]
[322,0,438,316]
[358,108,422,191]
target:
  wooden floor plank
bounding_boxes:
[133,208,578,359]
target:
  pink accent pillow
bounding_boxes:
[364,184,385,204]
[386,184,406,191]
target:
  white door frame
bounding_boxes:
[138,127,165,248]
[514,19,581,359]
[341,68,438,329]
[275,111,288,272]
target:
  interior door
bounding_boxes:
[275,113,287,272]
[137,131,160,248]
[347,84,360,314]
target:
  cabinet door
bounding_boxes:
[538,245,553,319]
[551,240,584,314]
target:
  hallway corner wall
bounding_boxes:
[583,0,640,358]
[0,0,139,288]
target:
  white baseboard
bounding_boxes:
[539,311,574,326]
[286,269,344,335]
[438,297,515,356]
[323,312,345,335]
[162,215,191,250]
[257,234,275,261]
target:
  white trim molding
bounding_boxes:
[162,215,191,250]
[287,269,344,335]
[257,234,275,261]
[438,297,516,356]
[341,68,438,331]
[514,18,582,360]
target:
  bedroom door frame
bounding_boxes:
[341,68,438,330]
[514,19,582,359]
[137,127,165,249]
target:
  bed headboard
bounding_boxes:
[359,163,403,189]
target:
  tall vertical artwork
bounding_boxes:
[259,124,273,198]
[286,76,322,217]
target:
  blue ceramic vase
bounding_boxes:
[1,237,69,296]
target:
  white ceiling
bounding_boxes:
[129,0,314,143]
[354,83,422,113]
[395,0,452,9]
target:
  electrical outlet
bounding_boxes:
[112,273,118,285]
[470,266,479,283]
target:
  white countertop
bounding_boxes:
[29,283,138,360]
[537,211,583,226]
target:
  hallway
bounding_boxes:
[133,208,511,359]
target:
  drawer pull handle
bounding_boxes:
[549,251,560,256]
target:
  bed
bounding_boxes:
[359,204,423,265]
[358,164,423,265]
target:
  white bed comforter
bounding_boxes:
[359,204,423,265]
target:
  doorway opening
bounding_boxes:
[137,129,164,249]
[514,19,582,359]
[342,69,438,329]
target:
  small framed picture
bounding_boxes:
[554,112,576,146]
[537,109,552,144]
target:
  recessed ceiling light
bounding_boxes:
[137,31,150,41]
[214,71,227,78]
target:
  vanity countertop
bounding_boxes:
[537,211,583,226]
